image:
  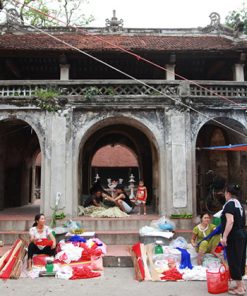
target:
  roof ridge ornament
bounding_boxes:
[0,8,23,33]
[105,10,123,32]
[202,12,234,36]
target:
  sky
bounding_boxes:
[83,0,246,28]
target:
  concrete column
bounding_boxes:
[233,63,245,81]
[43,113,67,216]
[31,164,36,203]
[165,64,175,80]
[0,141,5,210]
[170,114,187,208]
[60,64,70,80]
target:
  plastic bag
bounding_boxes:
[151,216,175,231]
[169,236,188,249]
[63,220,82,232]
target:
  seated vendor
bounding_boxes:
[191,212,220,265]
[84,190,104,207]
[84,182,112,207]
[27,213,56,270]
[104,184,133,214]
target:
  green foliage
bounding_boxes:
[7,0,94,27]
[35,88,60,112]
[170,212,193,219]
[225,3,247,34]
[84,86,101,100]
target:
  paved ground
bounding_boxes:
[0,267,232,296]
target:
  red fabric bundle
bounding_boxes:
[35,239,53,247]
[79,243,102,261]
[131,243,145,281]
[70,266,100,280]
[0,240,22,279]
[33,254,49,266]
[160,268,183,281]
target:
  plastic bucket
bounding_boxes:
[206,265,229,294]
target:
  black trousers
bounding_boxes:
[28,242,56,259]
[226,232,246,280]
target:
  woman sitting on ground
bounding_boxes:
[191,212,220,265]
[27,213,56,270]
[104,184,133,214]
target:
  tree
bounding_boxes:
[3,0,94,27]
[225,3,247,34]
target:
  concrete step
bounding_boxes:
[0,216,195,232]
[103,245,133,267]
[0,243,133,268]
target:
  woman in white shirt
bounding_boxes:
[27,213,56,270]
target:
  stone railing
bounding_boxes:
[0,80,247,101]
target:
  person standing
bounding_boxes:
[135,180,148,215]
[221,184,247,295]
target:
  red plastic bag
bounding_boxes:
[206,265,229,294]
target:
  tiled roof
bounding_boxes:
[0,33,246,52]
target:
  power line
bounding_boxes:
[14,0,247,110]
[3,9,247,140]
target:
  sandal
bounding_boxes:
[228,289,245,295]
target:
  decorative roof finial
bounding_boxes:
[105,10,123,32]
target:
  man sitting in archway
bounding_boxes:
[104,184,133,214]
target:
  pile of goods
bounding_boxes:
[0,239,27,279]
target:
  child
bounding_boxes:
[135,180,147,215]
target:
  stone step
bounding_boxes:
[103,244,133,267]
[0,229,193,246]
[0,243,133,268]
[0,216,195,232]
[0,215,162,231]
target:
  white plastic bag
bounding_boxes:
[169,236,188,249]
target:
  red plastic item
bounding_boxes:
[206,265,229,294]
[33,254,49,266]
[70,266,100,279]
[160,268,183,281]
[35,239,53,247]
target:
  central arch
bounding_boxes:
[78,118,160,213]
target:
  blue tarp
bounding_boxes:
[200,144,247,151]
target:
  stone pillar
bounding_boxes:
[43,113,68,216]
[60,64,70,80]
[0,141,5,210]
[233,63,245,81]
[170,113,187,209]
[31,164,36,203]
[165,64,175,80]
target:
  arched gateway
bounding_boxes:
[0,118,42,211]
[195,117,247,214]
[77,118,160,213]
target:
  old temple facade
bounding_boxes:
[0,10,247,217]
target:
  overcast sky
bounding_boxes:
[84,0,246,28]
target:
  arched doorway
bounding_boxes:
[91,144,139,187]
[0,119,41,212]
[195,117,247,214]
[78,123,159,212]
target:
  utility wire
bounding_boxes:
[3,9,247,140]
[14,0,247,110]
